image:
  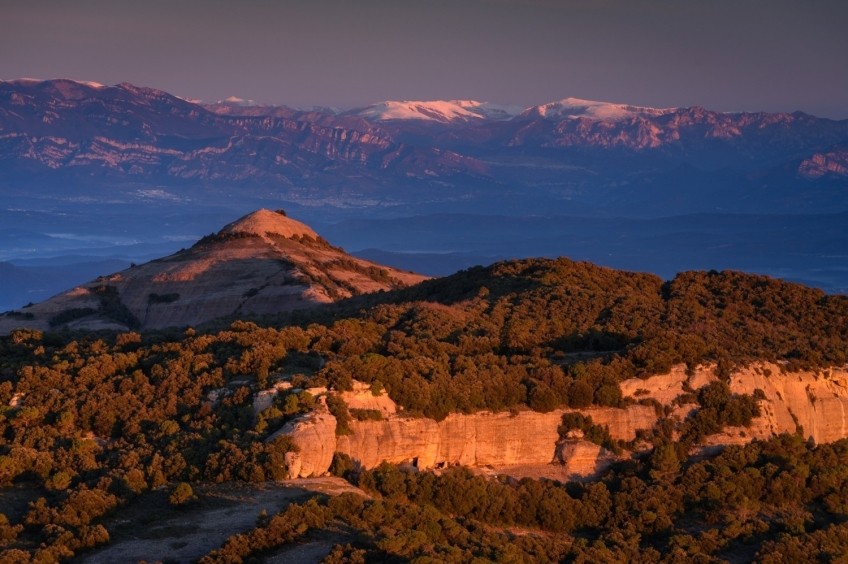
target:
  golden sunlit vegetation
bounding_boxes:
[205,435,848,562]
[1,257,846,559]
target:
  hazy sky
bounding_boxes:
[2,0,847,117]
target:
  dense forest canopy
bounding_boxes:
[1,258,847,559]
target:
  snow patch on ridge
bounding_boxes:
[522,97,677,121]
[218,96,259,107]
[351,100,522,122]
[351,97,675,123]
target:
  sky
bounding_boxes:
[2,0,847,118]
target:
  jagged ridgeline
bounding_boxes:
[2,257,848,560]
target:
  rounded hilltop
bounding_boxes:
[0,206,429,333]
[219,208,318,240]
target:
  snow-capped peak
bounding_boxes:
[351,100,522,123]
[218,96,259,107]
[522,97,677,121]
[78,80,106,89]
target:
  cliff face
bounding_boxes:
[721,364,848,445]
[336,405,656,472]
[282,409,337,480]
[285,404,655,480]
[619,363,848,446]
[282,363,848,479]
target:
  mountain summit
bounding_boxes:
[348,99,521,122]
[519,97,677,121]
[219,208,319,240]
[0,209,428,333]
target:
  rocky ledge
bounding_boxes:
[275,363,848,481]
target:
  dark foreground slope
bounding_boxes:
[1,258,847,561]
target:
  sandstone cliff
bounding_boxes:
[280,363,848,480]
[619,363,848,446]
[715,364,848,446]
[281,408,337,481]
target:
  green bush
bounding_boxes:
[350,408,383,421]
[326,394,353,436]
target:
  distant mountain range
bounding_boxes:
[2,78,846,214]
[0,78,846,307]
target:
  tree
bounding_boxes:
[169,482,196,507]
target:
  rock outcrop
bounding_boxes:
[798,148,848,179]
[340,382,398,416]
[335,404,657,477]
[718,364,848,445]
[557,441,621,480]
[281,408,337,481]
[280,363,848,480]
[620,362,848,446]
[283,404,655,480]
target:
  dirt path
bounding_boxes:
[80,478,365,564]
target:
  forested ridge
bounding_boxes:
[1,257,847,560]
